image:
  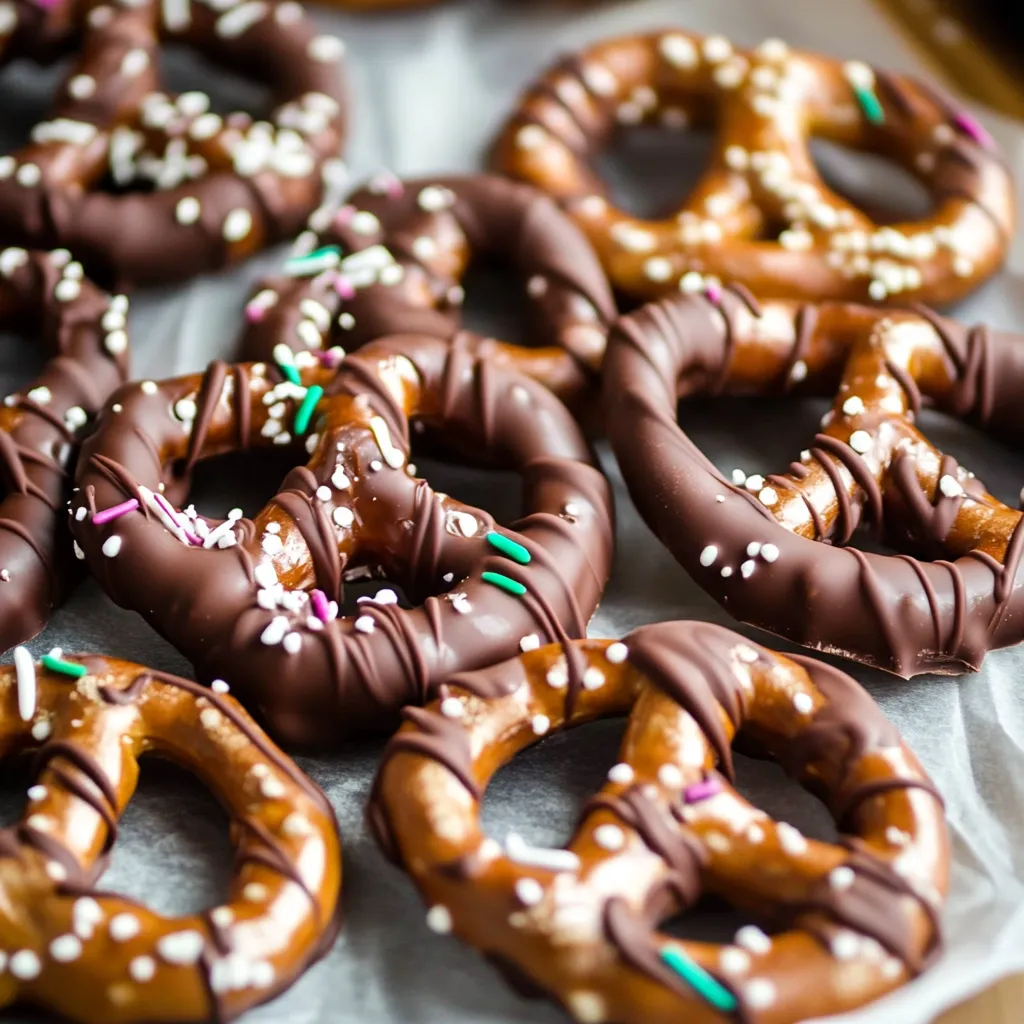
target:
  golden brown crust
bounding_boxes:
[0,652,341,1024]
[492,30,1014,305]
[368,621,947,1024]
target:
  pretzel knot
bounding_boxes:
[492,30,1014,306]
[603,287,1024,676]
[0,0,347,288]
[0,652,341,1023]
[0,246,127,653]
[239,174,617,413]
[368,621,946,1024]
[70,335,614,747]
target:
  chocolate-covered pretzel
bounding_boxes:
[0,0,346,288]
[604,287,1024,676]
[71,336,614,746]
[492,31,1014,305]
[0,246,127,653]
[369,621,946,1024]
[0,651,341,1023]
[239,174,616,411]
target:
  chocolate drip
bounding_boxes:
[780,303,818,387]
[811,433,884,537]
[183,362,230,475]
[887,452,963,550]
[235,816,320,912]
[385,706,479,799]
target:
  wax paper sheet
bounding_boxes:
[2,0,1024,1022]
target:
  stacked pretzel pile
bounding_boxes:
[0,4,1019,1023]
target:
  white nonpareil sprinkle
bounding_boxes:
[657,763,683,788]
[223,208,253,242]
[607,763,634,785]
[939,474,964,498]
[776,822,808,855]
[659,33,698,68]
[745,474,765,492]
[514,877,544,906]
[760,543,779,563]
[605,642,628,664]
[516,124,547,150]
[582,667,604,690]
[735,925,772,955]
[439,697,464,719]
[721,566,733,578]
[747,542,761,557]
[505,832,579,872]
[211,680,229,694]
[102,536,123,558]
[49,934,83,962]
[308,34,345,62]
[176,197,201,225]
[9,950,41,979]
[758,487,778,507]
[27,784,47,801]
[129,956,156,982]
[885,826,910,847]
[333,506,354,528]
[699,545,718,567]
[720,947,751,975]
[519,634,540,652]
[260,616,288,646]
[13,646,36,722]
[425,905,452,934]
[157,930,205,965]
[354,615,375,634]
[740,560,756,578]
[745,978,777,1010]
[593,824,625,851]
[418,185,454,212]
[832,930,861,960]
[849,429,873,454]
[829,865,856,890]
[793,692,814,715]
[282,632,302,654]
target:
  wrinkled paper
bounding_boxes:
[2,0,1024,1021]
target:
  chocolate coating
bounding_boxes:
[0,652,341,1024]
[72,335,614,747]
[0,246,127,653]
[0,0,346,289]
[604,288,1024,676]
[492,30,1014,305]
[369,620,947,1024]
[239,173,616,411]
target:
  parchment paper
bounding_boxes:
[3,1,1024,1021]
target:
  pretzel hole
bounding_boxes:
[0,756,38,831]
[160,44,272,121]
[808,139,932,224]
[0,57,68,152]
[185,447,299,520]
[101,759,232,915]
[459,265,532,347]
[594,127,716,219]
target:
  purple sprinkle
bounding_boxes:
[311,589,330,622]
[333,274,355,300]
[153,492,201,544]
[315,349,342,368]
[683,777,722,803]
[954,112,992,148]
[705,283,723,305]
[92,498,140,525]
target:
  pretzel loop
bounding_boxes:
[70,336,614,745]
[0,654,341,1024]
[369,621,946,1024]
[492,31,1014,305]
[0,0,347,287]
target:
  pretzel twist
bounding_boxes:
[0,652,341,1023]
[0,246,127,652]
[239,174,617,411]
[70,336,614,746]
[0,0,346,287]
[604,287,1024,675]
[492,30,1014,305]
[368,620,946,1024]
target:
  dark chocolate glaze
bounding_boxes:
[0,247,127,654]
[605,290,1024,676]
[0,0,347,289]
[72,336,614,747]
[238,173,616,411]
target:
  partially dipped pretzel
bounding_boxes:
[492,30,1014,305]
[604,287,1024,676]
[239,173,616,412]
[368,620,946,1024]
[0,0,346,288]
[0,246,127,653]
[0,651,341,1023]
[70,337,614,746]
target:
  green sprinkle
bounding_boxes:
[854,85,884,126]
[660,947,737,1013]
[293,385,324,435]
[278,363,301,386]
[41,655,87,680]
[481,571,527,597]
[283,245,342,277]
[485,531,532,565]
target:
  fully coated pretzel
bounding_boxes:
[239,174,616,412]
[0,246,127,653]
[0,0,346,288]
[70,336,614,747]
[604,287,1024,676]
[368,620,946,1024]
[492,30,1014,305]
[0,652,341,1023]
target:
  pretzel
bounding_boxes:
[368,620,946,1024]
[0,0,346,288]
[238,173,616,412]
[69,336,614,746]
[0,246,127,654]
[0,651,341,1023]
[603,286,1024,676]
[492,30,1014,306]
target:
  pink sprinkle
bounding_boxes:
[92,498,140,525]
[333,274,355,300]
[333,205,355,228]
[683,777,722,803]
[245,301,266,323]
[705,283,723,305]
[315,349,343,367]
[153,492,202,544]
[311,589,331,622]
[954,112,992,148]
[32,0,62,8]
